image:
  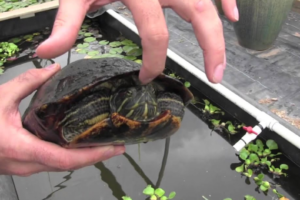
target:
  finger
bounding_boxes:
[23,131,125,170]
[122,0,169,84]
[221,0,239,22]
[0,64,60,107]
[162,0,226,83]
[36,0,88,59]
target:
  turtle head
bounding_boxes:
[110,84,159,121]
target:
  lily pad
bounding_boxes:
[84,33,92,37]
[99,40,109,45]
[77,43,89,49]
[109,47,123,54]
[126,48,142,57]
[109,41,122,47]
[84,37,96,43]
[87,51,99,56]
[266,139,278,150]
[77,49,88,54]
[135,59,142,64]
[123,56,137,61]
[123,45,138,53]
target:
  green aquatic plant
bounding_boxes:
[123,185,176,200]
[0,0,53,13]
[0,42,20,74]
[235,139,288,178]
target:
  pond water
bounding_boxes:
[0,17,300,200]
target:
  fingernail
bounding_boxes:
[45,63,58,70]
[114,146,125,156]
[234,6,239,21]
[213,55,226,83]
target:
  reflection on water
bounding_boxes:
[1,20,299,200]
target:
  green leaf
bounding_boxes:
[121,39,135,46]
[248,144,258,152]
[266,161,271,167]
[78,30,85,35]
[77,43,89,49]
[84,33,92,37]
[210,119,221,126]
[263,149,271,156]
[256,139,264,152]
[280,164,289,170]
[184,81,191,88]
[122,196,132,200]
[260,185,268,192]
[161,196,168,200]
[239,151,249,160]
[134,59,142,64]
[126,48,142,56]
[143,185,154,196]
[269,152,283,157]
[81,24,90,29]
[168,192,176,199]
[109,41,122,47]
[249,153,259,162]
[123,45,138,53]
[78,49,87,54]
[150,195,157,200]
[8,37,21,43]
[99,40,109,45]
[266,139,278,150]
[257,173,264,180]
[245,159,251,165]
[154,188,165,197]
[223,198,232,200]
[109,47,123,54]
[235,164,244,173]
[87,51,99,56]
[123,56,137,61]
[84,37,96,43]
[244,195,256,200]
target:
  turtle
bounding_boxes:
[22,57,194,148]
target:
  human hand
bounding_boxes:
[36,0,238,84]
[0,64,125,176]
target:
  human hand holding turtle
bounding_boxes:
[0,64,125,176]
[36,0,238,84]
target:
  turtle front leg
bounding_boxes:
[157,92,185,119]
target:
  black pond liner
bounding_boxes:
[0,8,300,200]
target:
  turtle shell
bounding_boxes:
[22,57,193,148]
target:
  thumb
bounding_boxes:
[36,0,87,59]
[3,64,61,105]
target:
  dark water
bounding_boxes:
[0,58,299,200]
[1,17,300,200]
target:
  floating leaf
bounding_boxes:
[248,144,258,152]
[84,33,92,37]
[235,164,244,173]
[77,43,89,49]
[210,119,220,126]
[126,48,142,56]
[263,149,271,156]
[122,196,132,200]
[143,185,155,196]
[77,49,87,54]
[223,198,232,200]
[81,24,90,29]
[123,45,138,53]
[154,188,165,198]
[150,195,157,200]
[245,195,256,200]
[161,196,168,200]
[260,185,268,192]
[121,39,134,45]
[99,40,109,45]
[256,139,264,152]
[266,139,278,150]
[239,151,249,160]
[249,153,259,162]
[123,56,137,61]
[109,41,122,47]
[78,31,85,35]
[168,191,176,199]
[280,164,289,170]
[84,37,96,43]
[135,59,142,64]
[184,81,191,88]
[87,51,99,56]
[109,47,123,54]
[8,37,21,43]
